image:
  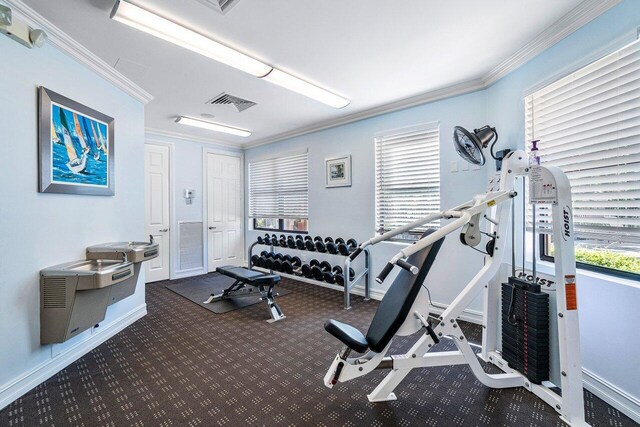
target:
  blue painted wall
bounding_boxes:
[244,0,640,417]
[486,0,640,410]
[0,35,146,407]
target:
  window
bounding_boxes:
[253,218,309,233]
[525,39,640,278]
[375,123,440,241]
[249,152,309,233]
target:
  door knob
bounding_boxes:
[159,228,169,232]
[209,226,217,230]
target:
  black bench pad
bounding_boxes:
[216,266,281,286]
[324,319,369,353]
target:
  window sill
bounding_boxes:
[523,259,640,290]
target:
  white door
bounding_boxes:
[207,153,243,271]
[144,144,170,282]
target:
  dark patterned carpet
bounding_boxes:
[0,274,635,426]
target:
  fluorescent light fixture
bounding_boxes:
[111,0,350,108]
[111,0,272,77]
[175,116,251,137]
[262,69,350,109]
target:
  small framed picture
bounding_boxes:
[325,155,351,188]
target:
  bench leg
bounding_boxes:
[260,285,286,323]
[203,280,253,304]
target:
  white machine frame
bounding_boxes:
[324,150,587,426]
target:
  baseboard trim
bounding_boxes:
[583,369,640,424]
[172,268,206,280]
[0,304,147,411]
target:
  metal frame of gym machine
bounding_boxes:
[247,241,371,309]
[324,149,587,426]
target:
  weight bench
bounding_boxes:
[204,266,285,322]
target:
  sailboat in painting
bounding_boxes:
[95,122,108,155]
[89,121,103,160]
[72,113,91,155]
[59,109,87,174]
[51,125,61,144]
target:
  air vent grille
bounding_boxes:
[43,277,66,309]
[180,221,204,271]
[207,92,256,112]
[195,0,241,14]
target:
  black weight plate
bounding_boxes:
[326,242,339,254]
[282,261,294,274]
[338,243,350,256]
[301,264,312,278]
[311,266,324,281]
[323,271,335,283]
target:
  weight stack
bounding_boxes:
[501,277,550,384]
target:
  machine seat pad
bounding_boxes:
[216,266,281,286]
[324,319,369,353]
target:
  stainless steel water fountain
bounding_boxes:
[40,237,159,344]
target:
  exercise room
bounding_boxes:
[1,0,639,425]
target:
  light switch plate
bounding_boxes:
[450,160,458,173]
[460,162,469,171]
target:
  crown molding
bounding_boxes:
[145,127,243,150]
[5,0,619,146]
[245,0,621,150]
[481,0,622,86]
[243,78,485,149]
[3,0,154,104]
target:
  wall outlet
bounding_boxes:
[450,160,459,173]
[460,162,469,171]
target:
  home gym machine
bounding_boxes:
[323,126,587,426]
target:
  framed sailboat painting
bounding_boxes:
[38,87,115,195]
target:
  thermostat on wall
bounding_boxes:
[184,189,195,205]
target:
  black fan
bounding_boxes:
[453,125,498,166]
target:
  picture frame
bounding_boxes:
[325,155,351,188]
[38,87,115,195]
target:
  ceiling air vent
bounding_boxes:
[195,0,241,14]
[206,92,256,113]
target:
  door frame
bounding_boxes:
[202,147,245,271]
[144,140,175,280]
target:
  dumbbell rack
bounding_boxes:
[247,240,371,309]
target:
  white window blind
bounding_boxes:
[249,152,308,219]
[525,39,640,244]
[375,124,440,237]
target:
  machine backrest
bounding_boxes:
[365,229,444,353]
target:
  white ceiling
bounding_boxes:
[24,0,586,146]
